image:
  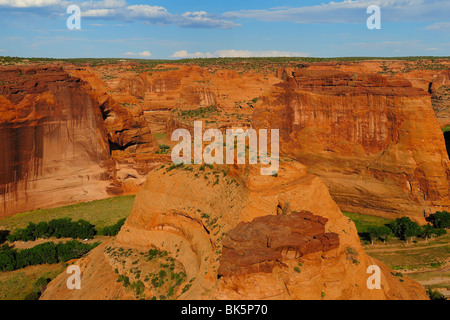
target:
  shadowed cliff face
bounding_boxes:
[0,66,157,216]
[252,69,450,222]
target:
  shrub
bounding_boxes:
[100,218,126,236]
[427,288,447,300]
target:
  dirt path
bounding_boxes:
[10,236,109,249]
[364,242,450,253]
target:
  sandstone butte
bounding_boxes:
[41,161,428,300]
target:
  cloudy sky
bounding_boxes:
[0,0,448,59]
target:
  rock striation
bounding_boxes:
[0,65,158,216]
[253,69,450,222]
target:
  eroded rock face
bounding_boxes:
[0,65,158,216]
[253,69,450,222]
[218,211,339,276]
[41,161,428,300]
[0,66,111,216]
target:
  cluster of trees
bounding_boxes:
[427,211,450,229]
[6,217,128,242]
[0,240,99,272]
[6,218,96,242]
[99,218,126,236]
[365,211,450,244]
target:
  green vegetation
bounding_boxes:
[153,132,167,140]
[178,105,219,119]
[428,211,450,229]
[366,226,392,244]
[99,218,126,236]
[2,55,449,69]
[441,125,450,133]
[344,212,447,244]
[0,241,99,272]
[23,276,52,300]
[156,144,171,155]
[387,217,422,242]
[6,218,96,242]
[343,212,393,234]
[427,288,447,300]
[0,263,64,300]
[110,247,188,300]
[0,195,135,232]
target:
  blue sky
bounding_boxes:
[0,0,448,59]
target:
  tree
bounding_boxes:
[387,217,421,242]
[367,226,392,244]
[428,211,450,229]
[366,227,381,245]
[377,226,392,243]
[420,224,435,242]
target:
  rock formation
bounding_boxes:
[41,161,428,300]
[252,69,450,222]
[218,211,340,276]
[2,59,449,223]
[0,65,158,216]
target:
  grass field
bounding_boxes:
[0,195,136,232]
[0,263,65,300]
[342,211,393,233]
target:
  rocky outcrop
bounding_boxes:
[218,211,339,276]
[41,161,428,300]
[252,69,450,222]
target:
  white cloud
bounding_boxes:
[224,0,450,23]
[122,50,152,57]
[81,0,126,8]
[215,49,309,57]
[0,0,62,7]
[170,50,214,58]
[177,11,239,29]
[425,22,450,31]
[0,1,239,29]
[125,4,170,19]
[170,49,310,59]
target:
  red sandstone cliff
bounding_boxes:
[252,69,450,222]
[0,65,158,216]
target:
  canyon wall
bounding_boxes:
[252,69,450,222]
[0,65,157,216]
